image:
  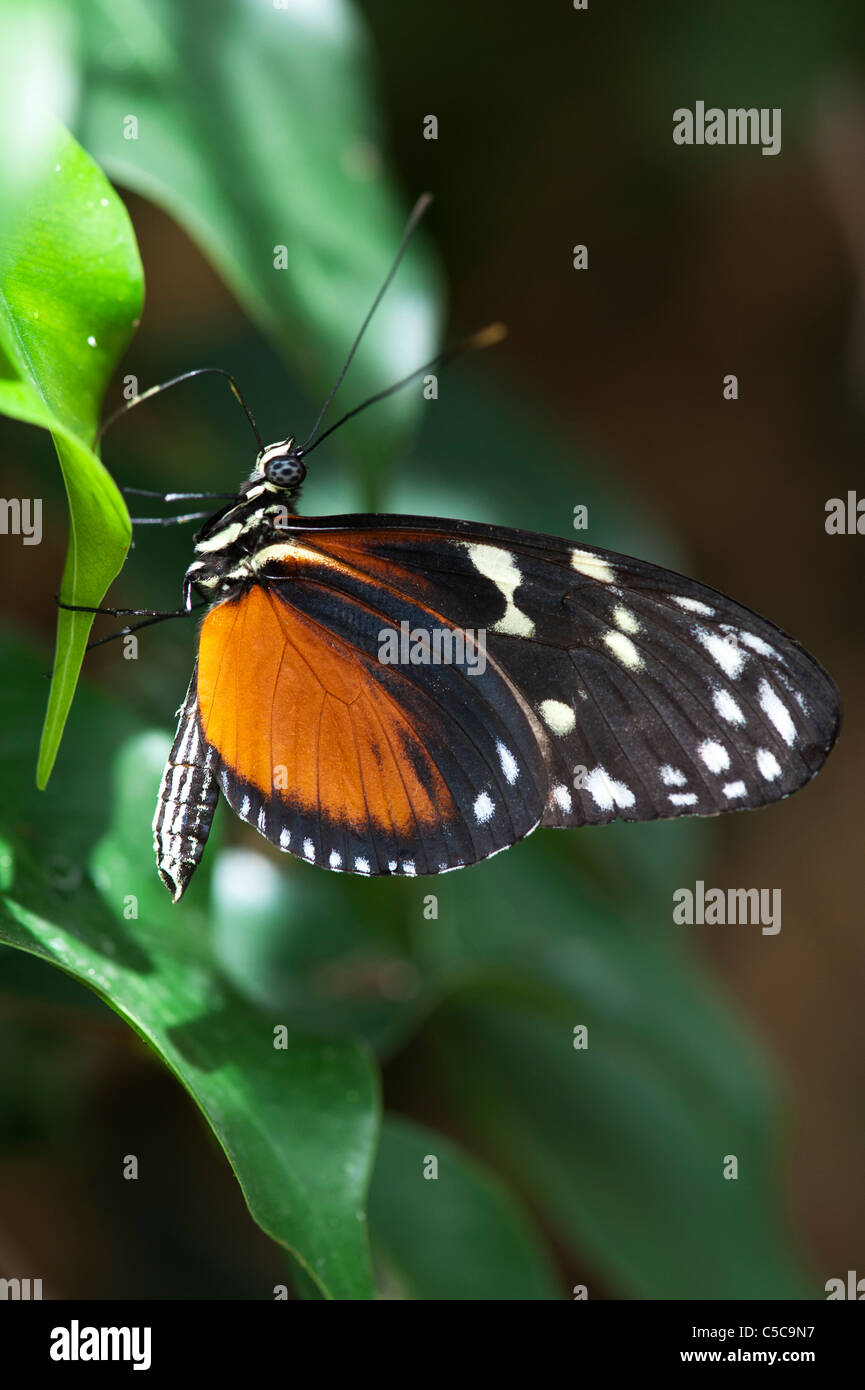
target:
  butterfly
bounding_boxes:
[150,470,840,901]
[85,197,841,901]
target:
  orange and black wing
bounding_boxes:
[153,514,839,899]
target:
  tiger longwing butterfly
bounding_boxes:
[98,197,841,901]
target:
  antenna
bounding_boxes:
[302,323,507,456]
[96,367,265,452]
[301,192,434,450]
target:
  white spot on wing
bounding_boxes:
[756,748,781,781]
[279,828,291,849]
[240,795,251,817]
[723,780,747,799]
[672,595,715,615]
[464,542,534,637]
[539,699,576,735]
[329,850,342,869]
[610,776,635,809]
[571,548,614,583]
[585,768,612,809]
[613,604,640,633]
[739,630,779,659]
[758,679,796,745]
[354,856,371,874]
[402,860,417,876]
[660,765,687,786]
[497,741,519,785]
[696,627,745,678]
[603,629,643,669]
[473,791,495,824]
[552,784,573,813]
[698,740,730,774]
[585,766,635,810]
[776,669,810,714]
[713,688,745,725]
[303,838,315,861]
[669,791,698,806]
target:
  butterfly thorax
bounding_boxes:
[182,471,302,609]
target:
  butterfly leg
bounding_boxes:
[55,597,190,617]
[84,605,205,653]
[129,512,213,526]
[122,488,237,501]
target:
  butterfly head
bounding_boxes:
[254,438,307,493]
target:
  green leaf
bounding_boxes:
[0,638,378,1300]
[210,850,428,1056]
[0,118,143,787]
[75,0,441,498]
[421,844,815,1299]
[369,1115,562,1299]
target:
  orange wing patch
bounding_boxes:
[196,585,454,835]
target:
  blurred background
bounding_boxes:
[0,0,863,1298]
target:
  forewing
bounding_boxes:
[193,514,840,875]
[268,515,841,828]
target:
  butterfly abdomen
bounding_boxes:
[152,671,220,902]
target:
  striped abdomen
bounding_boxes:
[152,669,219,902]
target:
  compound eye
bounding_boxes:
[264,455,306,488]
